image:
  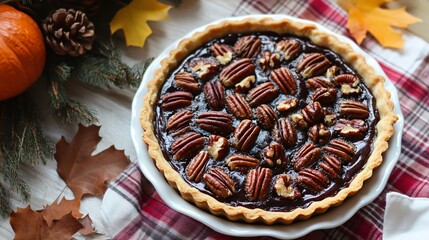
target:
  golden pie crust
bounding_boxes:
[141,17,398,224]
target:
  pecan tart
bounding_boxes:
[141,18,398,224]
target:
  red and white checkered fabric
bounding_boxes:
[102,1,429,239]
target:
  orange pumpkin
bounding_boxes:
[0,4,46,101]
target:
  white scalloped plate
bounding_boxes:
[131,15,404,239]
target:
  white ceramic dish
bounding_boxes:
[131,15,404,239]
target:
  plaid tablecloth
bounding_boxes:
[101,0,429,239]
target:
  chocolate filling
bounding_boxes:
[152,32,379,212]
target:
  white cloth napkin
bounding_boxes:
[384,192,429,240]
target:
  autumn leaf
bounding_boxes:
[11,125,126,239]
[10,206,82,240]
[10,206,44,240]
[110,0,172,47]
[78,215,95,235]
[339,0,422,48]
[42,197,83,227]
[42,214,83,240]
[55,124,130,199]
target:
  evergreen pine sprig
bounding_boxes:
[75,40,153,88]
[0,94,54,216]
[0,37,153,216]
[47,62,98,125]
[0,184,11,215]
[45,38,153,125]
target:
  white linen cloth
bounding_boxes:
[384,192,429,240]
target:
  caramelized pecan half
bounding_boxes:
[276,39,301,61]
[334,119,367,139]
[341,84,362,96]
[319,155,342,179]
[339,100,369,119]
[169,127,189,138]
[273,118,297,147]
[245,167,273,201]
[324,114,336,126]
[171,132,205,160]
[204,81,225,110]
[186,151,210,182]
[333,74,358,85]
[220,58,255,87]
[246,82,279,107]
[297,168,329,192]
[274,174,301,199]
[161,91,193,111]
[256,104,278,129]
[312,88,337,105]
[231,119,261,151]
[233,36,261,58]
[325,65,340,78]
[207,135,229,160]
[174,72,200,93]
[324,139,355,162]
[334,74,362,96]
[297,53,331,78]
[226,154,260,172]
[277,98,298,112]
[260,51,280,70]
[226,93,252,119]
[262,142,287,167]
[195,111,234,135]
[305,77,335,90]
[291,113,308,129]
[189,58,219,80]
[294,143,322,171]
[308,123,331,144]
[302,101,324,125]
[211,43,233,65]
[323,107,336,126]
[203,168,235,198]
[167,110,193,135]
[270,67,297,94]
[234,75,256,93]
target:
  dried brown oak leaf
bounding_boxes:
[78,215,95,235]
[10,206,83,240]
[55,124,130,199]
[42,197,82,227]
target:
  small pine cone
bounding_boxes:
[43,8,95,57]
[53,0,103,16]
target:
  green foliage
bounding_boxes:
[0,184,11,215]
[0,37,153,216]
[0,94,54,216]
[75,40,153,88]
[45,38,153,125]
[46,63,97,125]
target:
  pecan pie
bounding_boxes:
[141,18,398,224]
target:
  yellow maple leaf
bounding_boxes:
[339,0,421,48]
[110,0,172,47]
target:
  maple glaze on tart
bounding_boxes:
[142,18,397,224]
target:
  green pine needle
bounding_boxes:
[50,99,97,126]
[0,184,11,217]
[75,39,153,89]
[0,36,153,216]
[0,94,54,216]
[47,65,98,125]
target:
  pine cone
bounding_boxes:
[42,9,95,57]
[53,0,103,16]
